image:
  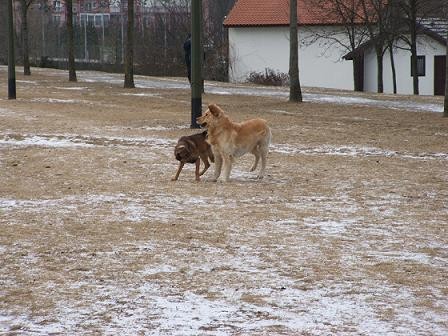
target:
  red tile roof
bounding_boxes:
[223,0,353,27]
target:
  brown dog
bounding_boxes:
[172,130,214,181]
[196,104,271,182]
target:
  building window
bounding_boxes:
[95,15,101,26]
[53,0,61,12]
[103,15,110,25]
[411,56,426,77]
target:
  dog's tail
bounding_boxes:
[258,126,272,152]
[266,127,272,147]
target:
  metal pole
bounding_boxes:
[190,0,202,128]
[8,0,16,100]
[84,19,87,60]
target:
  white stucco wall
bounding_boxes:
[363,35,446,95]
[228,26,355,91]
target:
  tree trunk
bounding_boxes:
[66,0,77,82]
[389,43,397,94]
[410,0,419,95]
[376,46,384,93]
[7,0,16,99]
[20,0,31,76]
[289,0,302,102]
[124,0,135,88]
[410,39,419,95]
[444,30,448,117]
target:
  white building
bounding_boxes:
[227,26,358,91]
[223,0,363,91]
[224,0,447,95]
[345,20,447,96]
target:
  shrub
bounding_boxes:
[246,68,289,86]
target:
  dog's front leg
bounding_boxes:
[213,151,222,182]
[171,162,184,181]
[195,158,201,181]
[222,155,233,182]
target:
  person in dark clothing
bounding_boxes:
[183,34,191,83]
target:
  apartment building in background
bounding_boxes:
[34,1,209,29]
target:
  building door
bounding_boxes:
[434,55,446,96]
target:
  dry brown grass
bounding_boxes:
[1,67,447,335]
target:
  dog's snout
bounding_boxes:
[175,153,182,160]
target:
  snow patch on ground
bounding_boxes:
[2,133,446,162]
[272,143,448,161]
[27,68,442,113]
[0,135,95,148]
[1,66,443,113]
[120,92,162,98]
[0,134,176,149]
[30,98,92,104]
[52,86,90,91]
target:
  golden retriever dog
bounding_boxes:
[172,130,214,181]
[196,104,271,182]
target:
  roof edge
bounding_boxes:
[223,23,358,28]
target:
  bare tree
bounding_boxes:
[124,0,135,88]
[397,0,421,94]
[0,2,7,63]
[384,0,403,94]
[289,0,302,102]
[360,0,392,93]
[2,0,236,81]
[309,0,370,92]
[18,0,36,76]
[8,0,17,99]
[66,0,77,82]
[445,29,448,117]
[395,0,445,95]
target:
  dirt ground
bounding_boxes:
[1,66,448,335]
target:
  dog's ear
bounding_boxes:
[208,104,222,117]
